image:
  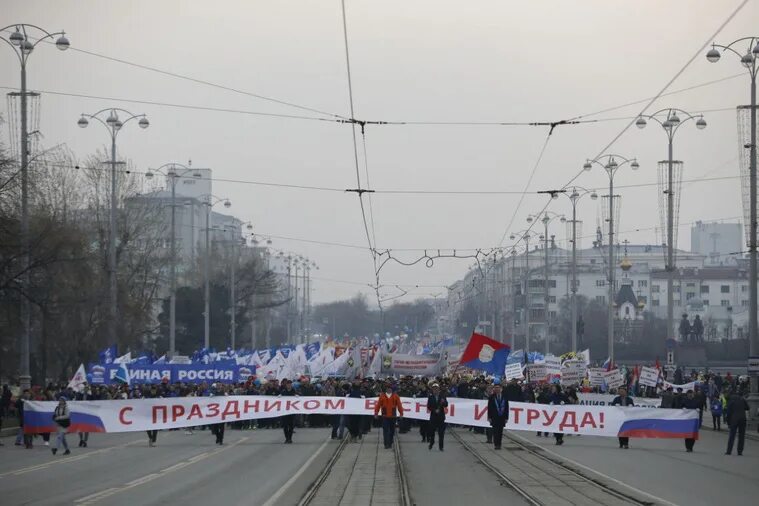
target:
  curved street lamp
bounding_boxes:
[707,38,759,411]
[636,109,706,347]
[510,229,534,354]
[145,164,201,357]
[1,24,69,390]
[78,108,149,347]
[198,194,232,349]
[557,187,598,352]
[583,155,639,364]
[527,212,566,355]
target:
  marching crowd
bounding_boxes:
[0,366,753,457]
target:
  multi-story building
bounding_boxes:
[690,221,742,266]
[445,239,708,346]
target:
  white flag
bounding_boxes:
[67,364,87,393]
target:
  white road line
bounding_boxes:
[73,436,249,505]
[509,432,680,506]
[260,437,332,506]
[0,439,143,478]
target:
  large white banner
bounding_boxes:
[24,396,696,439]
[578,393,662,408]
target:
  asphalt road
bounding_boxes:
[507,427,759,506]
[398,429,529,506]
[0,428,337,506]
[2,425,755,506]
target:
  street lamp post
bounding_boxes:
[528,211,566,355]
[558,187,598,352]
[78,108,149,350]
[706,38,759,412]
[146,164,202,357]
[1,24,69,389]
[510,230,533,353]
[636,109,707,346]
[200,195,231,349]
[583,155,639,364]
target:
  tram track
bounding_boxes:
[298,424,413,506]
[452,429,657,506]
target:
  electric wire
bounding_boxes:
[0,86,344,123]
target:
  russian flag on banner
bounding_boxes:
[459,333,510,376]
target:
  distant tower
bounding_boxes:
[614,242,644,342]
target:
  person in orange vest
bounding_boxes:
[374,382,404,449]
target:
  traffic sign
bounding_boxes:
[749,356,759,376]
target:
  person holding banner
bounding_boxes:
[280,379,297,444]
[681,390,699,452]
[426,383,448,451]
[611,387,634,449]
[51,396,71,456]
[374,382,404,449]
[549,385,568,446]
[487,383,509,450]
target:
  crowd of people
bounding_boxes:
[0,367,753,457]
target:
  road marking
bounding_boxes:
[261,436,332,506]
[0,439,143,478]
[509,432,679,506]
[73,436,249,505]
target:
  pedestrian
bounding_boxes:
[347,381,363,442]
[487,382,509,450]
[374,382,404,449]
[279,379,297,444]
[548,384,567,446]
[15,390,33,449]
[611,387,634,449]
[725,391,749,456]
[693,385,706,428]
[210,384,226,445]
[145,385,161,447]
[426,383,448,451]
[710,394,723,431]
[76,385,92,447]
[52,396,71,456]
[681,390,699,452]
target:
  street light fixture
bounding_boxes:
[1,24,69,390]
[583,154,639,364]
[706,36,759,414]
[527,211,566,355]
[554,187,598,352]
[78,108,149,349]
[510,230,533,353]
[145,163,201,357]
[199,194,232,349]
[636,108,707,348]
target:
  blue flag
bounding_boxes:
[114,362,130,385]
[99,345,118,365]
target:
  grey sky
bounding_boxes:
[3,0,757,304]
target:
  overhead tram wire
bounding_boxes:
[562,0,749,191]
[338,0,385,314]
[47,158,743,197]
[14,30,350,122]
[0,86,345,123]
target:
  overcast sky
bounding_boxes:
[3,0,758,305]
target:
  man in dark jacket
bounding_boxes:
[279,379,297,444]
[426,383,448,451]
[487,383,509,450]
[725,392,749,456]
[681,390,699,452]
[611,387,634,449]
